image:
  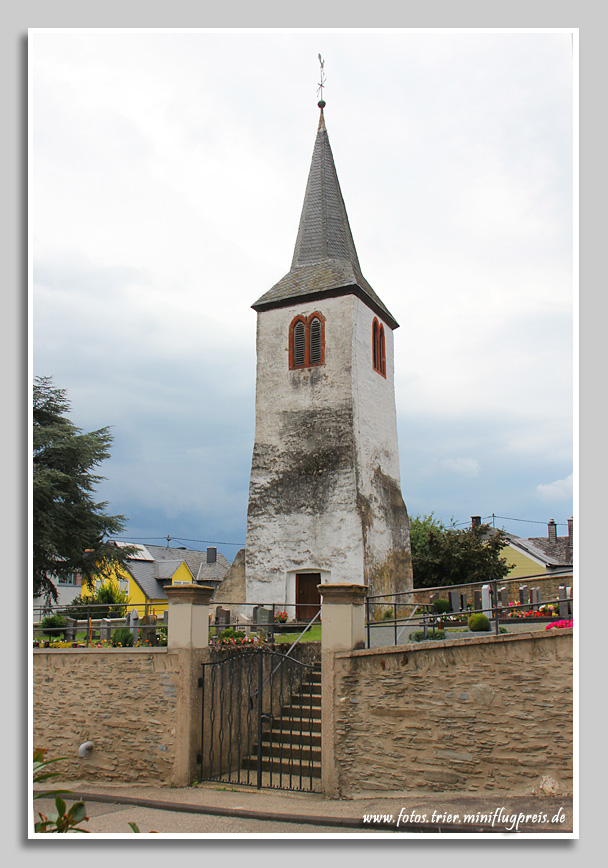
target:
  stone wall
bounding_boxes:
[33,647,207,785]
[323,630,572,798]
[33,643,321,786]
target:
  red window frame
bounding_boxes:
[289,312,326,369]
[372,317,386,377]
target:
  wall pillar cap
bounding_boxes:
[319,583,369,605]
[165,584,215,605]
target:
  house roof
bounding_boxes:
[480,521,573,571]
[252,103,399,330]
[508,535,573,569]
[115,543,231,602]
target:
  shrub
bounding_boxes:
[64,582,129,619]
[409,629,446,642]
[468,613,491,632]
[219,628,246,640]
[112,627,134,647]
[33,748,89,833]
[40,614,67,639]
[432,598,451,615]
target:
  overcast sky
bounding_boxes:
[30,29,575,560]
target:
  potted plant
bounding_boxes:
[273,612,291,633]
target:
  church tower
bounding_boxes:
[245,99,412,614]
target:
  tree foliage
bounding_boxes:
[64,581,130,619]
[410,513,514,589]
[33,376,136,602]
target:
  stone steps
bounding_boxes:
[241,675,322,785]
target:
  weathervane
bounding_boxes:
[317,54,326,105]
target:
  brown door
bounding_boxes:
[295,573,321,622]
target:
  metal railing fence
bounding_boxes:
[32,601,167,648]
[365,573,574,648]
[209,601,321,645]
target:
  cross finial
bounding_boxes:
[317,54,326,106]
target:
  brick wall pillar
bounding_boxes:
[320,583,368,652]
[165,584,214,650]
[319,583,368,797]
[164,585,215,786]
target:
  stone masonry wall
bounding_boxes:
[33,648,182,784]
[327,630,572,798]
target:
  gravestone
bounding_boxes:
[448,590,461,613]
[253,606,274,637]
[141,613,157,646]
[255,606,273,627]
[473,590,482,613]
[558,585,571,618]
[215,607,231,630]
[100,619,112,642]
[481,584,493,619]
[530,587,541,610]
[64,617,77,642]
[519,585,529,608]
[127,609,139,643]
[498,587,509,611]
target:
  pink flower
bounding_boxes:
[545,619,573,631]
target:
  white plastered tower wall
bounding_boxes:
[350,297,411,595]
[245,101,412,606]
[246,295,366,605]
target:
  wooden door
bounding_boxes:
[295,573,321,622]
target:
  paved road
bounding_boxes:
[32,796,386,835]
[32,783,574,836]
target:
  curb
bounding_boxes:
[34,790,545,834]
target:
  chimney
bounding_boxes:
[471,516,481,528]
[206,546,217,564]
[548,519,557,543]
[568,516,573,547]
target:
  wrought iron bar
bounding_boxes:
[256,649,263,789]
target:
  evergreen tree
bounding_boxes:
[410,513,514,588]
[33,376,135,602]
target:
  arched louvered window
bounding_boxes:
[372,317,386,377]
[293,320,306,367]
[309,317,322,365]
[289,312,325,369]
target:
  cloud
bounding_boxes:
[535,474,573,502]
[31,31,574,550]
[438,458,480,478]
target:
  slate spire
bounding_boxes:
[289,100,362,273]
[252,101,398,329]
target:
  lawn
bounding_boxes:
[273,625,321,643]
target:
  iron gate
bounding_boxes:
[199,647,321,791]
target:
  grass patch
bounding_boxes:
[273,625,322,643]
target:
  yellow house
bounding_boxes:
[502,518,573,581]
[80,542,231,619]
[473,516,573,582]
